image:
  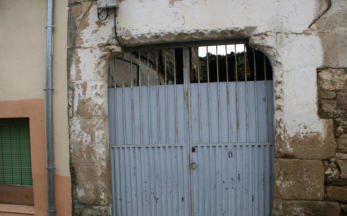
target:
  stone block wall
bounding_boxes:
[318,68,347,215]
[273,68,347,215]
[272,68,346,216]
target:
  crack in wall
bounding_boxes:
[308,0,332,28]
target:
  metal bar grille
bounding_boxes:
[108,42,274,216]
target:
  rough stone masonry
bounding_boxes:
[67,0,347,215]
[319,68,347,215]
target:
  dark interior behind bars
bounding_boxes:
[109,44,273,87]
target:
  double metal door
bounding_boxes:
[108,47,274,216]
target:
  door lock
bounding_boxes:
[190,162,198,170]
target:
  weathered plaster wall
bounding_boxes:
[0,0,72,215]
[0,0,71,177]
[116,0,328,45]
[68,0,347,215]
[68,1,120,214]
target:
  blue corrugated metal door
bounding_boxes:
[108,45,274,216]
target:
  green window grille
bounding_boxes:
[0,118,32,185]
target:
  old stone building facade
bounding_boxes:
[67,0,347,215]
[2,0,346,215]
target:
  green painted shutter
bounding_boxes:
[0,118,32,186]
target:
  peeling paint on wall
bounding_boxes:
[67,0,347,214]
